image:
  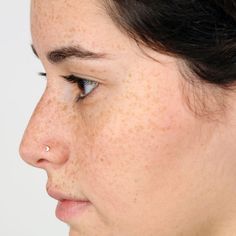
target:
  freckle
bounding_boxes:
[69,114,77,122]
[115,44,124,50]
[69,27,76,33]
[67,114,74,121]
[72,114,77,121]
[62,105,67,111]
[46,99,52,105]
[89,69,95,73]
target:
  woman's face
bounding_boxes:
[20,0,236,235]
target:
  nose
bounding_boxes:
[19,93,70,170]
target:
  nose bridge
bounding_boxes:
[19,92,70,168]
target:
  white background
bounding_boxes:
[0,1,68,235]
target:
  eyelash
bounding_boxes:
[38,72,99,102]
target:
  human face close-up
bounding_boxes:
[19,1,236,236]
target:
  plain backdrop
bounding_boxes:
[0,1,68,235]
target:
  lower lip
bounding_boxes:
[56,200,91,222]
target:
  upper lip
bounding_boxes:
[47,187,89,202]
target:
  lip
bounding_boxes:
[56,199,91,222]
[47,188,89,202]
[47,188,91,222]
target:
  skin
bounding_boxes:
[19,0,236,235]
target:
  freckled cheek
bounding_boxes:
[75,84,193,197]
[81,97,172,167]
[80,116,176,194]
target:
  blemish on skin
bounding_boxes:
[89,69,96,73]
[46,99,53,105]
[116,44,125,50]
[62,104,68,112]
[68,27,77,33]
[67,114,77,123]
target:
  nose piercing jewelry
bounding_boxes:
[45,145,50,152]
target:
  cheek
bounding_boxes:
[80,76,203,214]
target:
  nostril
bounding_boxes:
[37,159,46,164]
[36,158,50,168]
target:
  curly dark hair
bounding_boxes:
[103,0,236,118]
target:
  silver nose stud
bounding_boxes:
[45,145,50,152]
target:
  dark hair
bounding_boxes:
[103,0,236,118]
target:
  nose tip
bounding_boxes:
[19,137,69,169]
[19,138,45,168]
[19,138,34,166]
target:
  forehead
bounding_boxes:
[31,0,126,55]
[31,0,102,28]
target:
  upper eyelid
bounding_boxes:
[38,72,97,85]
[38,72,100,103]
[37,68,107,84]
[38,72,90,79]
[38,72,86,81]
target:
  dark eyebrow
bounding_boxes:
[31,44,109,63]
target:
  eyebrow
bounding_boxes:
[31,44,110,64]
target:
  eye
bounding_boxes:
[38,72,99,102]
[62,74,99,102]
